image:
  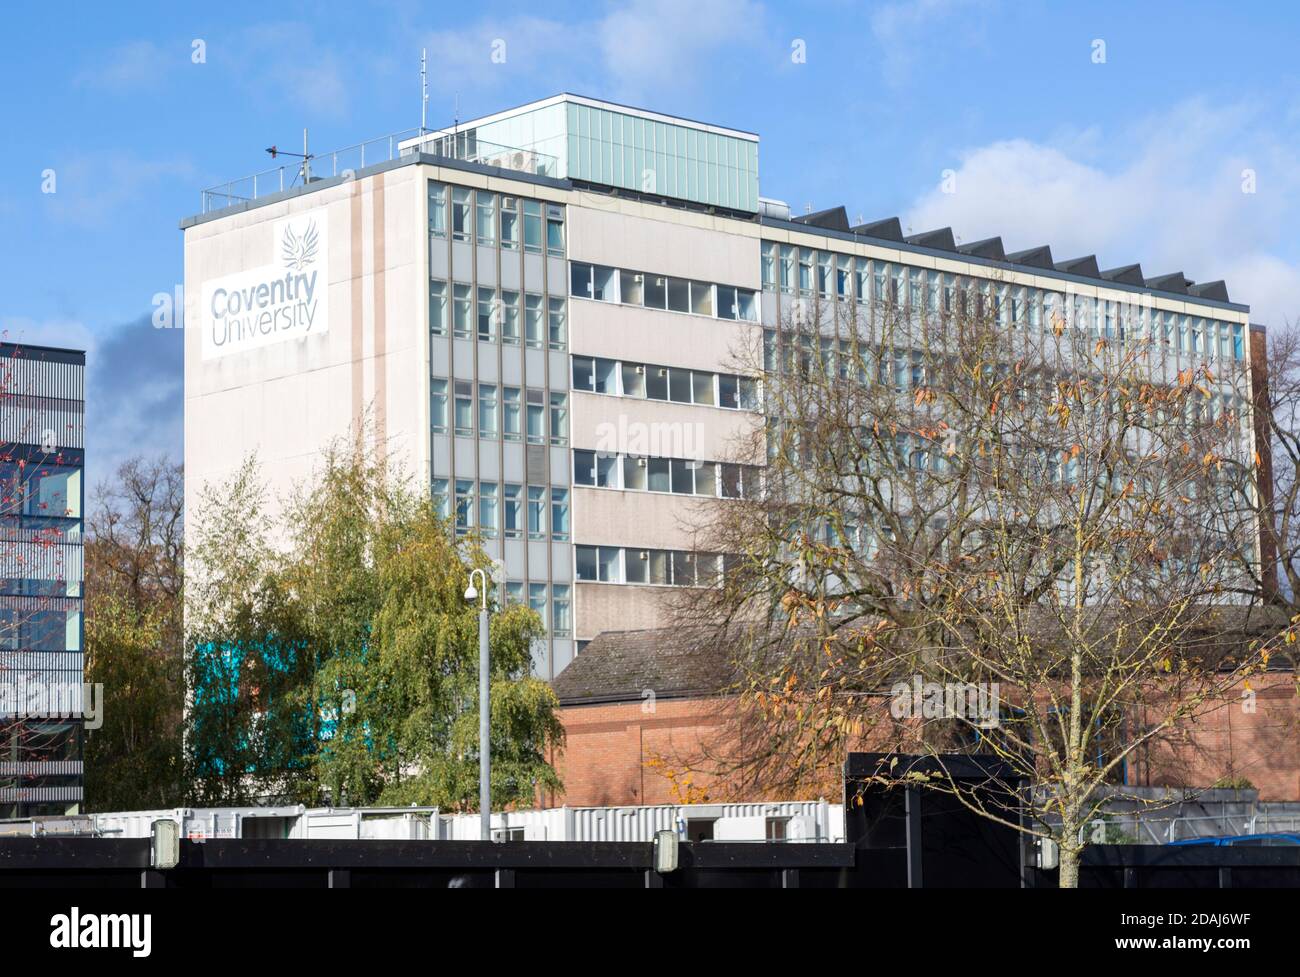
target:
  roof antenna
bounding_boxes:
[420,49,428,134]
[265,129,313,186]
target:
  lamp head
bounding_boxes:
[464,584,478,602]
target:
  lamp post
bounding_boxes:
[464,568,491,841]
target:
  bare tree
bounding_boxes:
[678,279,1274,886]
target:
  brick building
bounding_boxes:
[551,626,1300,805]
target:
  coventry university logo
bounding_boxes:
[281,218,320,270]
[201,206,330,360]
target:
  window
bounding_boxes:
[475,191,496,246]
[527,486,546,539]
[526,389,545,444]
[592,265,616,302]
[691,371,715,406]
[500,196,519,250]
[574,450,619,487]
[736,289,757,321]
[478,384,498,438]
[766,817,789,842]
[669,368,691,404]
[690,281,713,317]
[779,245,794,293]
[430,378,448,433]
[432,478,450,520]
[528,582,547,619]
[546,204,565,256]
[523,200,543,253]
[430,279,447,336]
[549,297,567,350]
[551,488,570,541]
[619,454,645,491]
[625,548,649,583]
[454,381,473,436]
[575,545,621,582]
[667,277,689,313]
[647,365,669,401]
[451,187,471,241]
[552,584,571,635]
[647,457,671,492]
[695,461,717,497]
[453,284,472,339]
[506,581,524,605]
[622,362,646,398]
[503,387,521,441]
[570,262,593,298]
[525,293,544,348]
[549,393,568,444]
[592,357,617,393]
[504,484,523,538]
[428,181,447,237]
[572,356,595,392]
[761,242,776,289]
[719,374,740,409]
[478,483,498,537]
[500,290,520,345]
[670,459,695,494]
[717,285,738,320]
[645,273,667,309]
[621,269,645,306]
[455,479,474,532]
[477,287,496,342]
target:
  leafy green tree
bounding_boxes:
[184,435,564,809]
[83,457,185,811]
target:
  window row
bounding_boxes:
[575,545,728,587]
[573,450,759,499]
[569,262,759,322]
[760,243,1247,362]
[429,183,565,256]
[430,281,567,350]
[571,355,759,409]
[432,380,568,445]
[433,480,570,541]
[503,581,571,637]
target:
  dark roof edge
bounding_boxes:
[760,215,1250,314]
[556,688,730,708]
[0,342,86,364]
[181,152,573,229]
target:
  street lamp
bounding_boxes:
[464,568,491,841]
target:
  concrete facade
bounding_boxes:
[184,93,1260,687]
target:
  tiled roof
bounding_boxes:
[552,627,735,705]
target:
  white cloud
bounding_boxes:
[231,23,352,116]
[870,0,990,88]
[902,99,1300,326]
[420,0,771,104]
[73,39,170,94]
[42,152,195,228]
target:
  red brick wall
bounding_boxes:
[552,674,1300,805]
[548,697,730,807]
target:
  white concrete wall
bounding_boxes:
[183,165,429,540]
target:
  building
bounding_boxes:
[0,342,86,818]
[182,92,1258,685]
[553,626,1300,805]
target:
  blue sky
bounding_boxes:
[4,0,1300,486]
